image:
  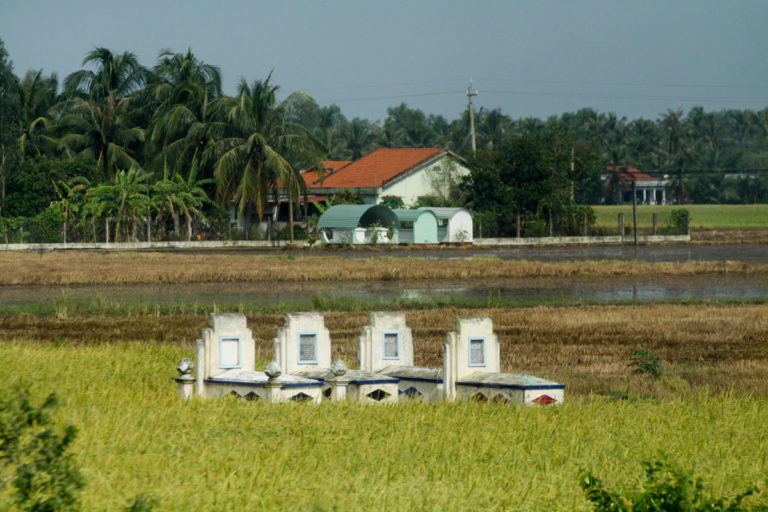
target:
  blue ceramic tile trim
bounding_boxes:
[456,381,565,390]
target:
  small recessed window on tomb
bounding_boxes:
[383,332,399,359]
[220,337,241,368]
[469,338,485,366]
[299,333,317,364]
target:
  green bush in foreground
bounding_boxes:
[0,389,155,512]
[0,390,84,512]
[581,458,766,511]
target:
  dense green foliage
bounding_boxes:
[465,128,600,236]
[0,37,766,242]
[0,390,84,512]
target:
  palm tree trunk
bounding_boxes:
[185,211,192,241]
[244,202,251,240]
[0,144,6,217]
[288,192,294,243]
[172,210,180,240]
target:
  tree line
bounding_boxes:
[0,39,766,242]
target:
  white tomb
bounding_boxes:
[358,311,444,401]
[274,312,400,403]
[443,317,565,405]
[175,313,323,403]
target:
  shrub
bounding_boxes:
[661,208,690,235]
[581,458,765,511]
[627,349,664,379]
[0,390,84,512]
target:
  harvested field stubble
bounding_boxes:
[3,303,767,398]
[2,251,767,285]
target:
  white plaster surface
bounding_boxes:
[274,312,332,373]
[201,313,255,379]
[358,311,413,372]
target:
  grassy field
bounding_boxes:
[593,204,768,229]
[1,251,767,286]
[1,338,767,511]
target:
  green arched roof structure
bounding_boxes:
[317,205,400,229]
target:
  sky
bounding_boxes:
[2,1,767,123]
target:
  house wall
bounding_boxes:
[413,213,439,244]
[322,227,397,244]
[446,211,474,242]
[381,156,470,206]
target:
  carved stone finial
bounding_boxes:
[265,361,282,380]
[177,358,194,376]
[331,359,348,377]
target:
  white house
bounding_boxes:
[304,148,469,206]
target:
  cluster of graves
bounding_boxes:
[175,312,565,405]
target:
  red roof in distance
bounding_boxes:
[301,160,352,188]
[310,148,446,189]
[605,165,657,181]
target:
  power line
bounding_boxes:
[308,79,466,92]
[323,90,463,103]
[480,89,767,105]
[481,78,768,90]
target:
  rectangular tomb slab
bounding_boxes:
[456,372,565,405]
[274,312,332,374]
[358,311,414,373]
[205,368,324,403]
[295,368,400,404]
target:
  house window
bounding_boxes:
[383,331,399,359]
[298,332,318,364]
[219,337,241,369]
[469,337,486,367]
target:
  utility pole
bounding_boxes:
[467,83,478,153]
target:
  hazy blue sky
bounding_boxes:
[2,1,766,122]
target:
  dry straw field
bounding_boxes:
[1,251,766,285]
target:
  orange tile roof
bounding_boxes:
[312,148,446,189]
[322,160,351,172]
[605,165,657,181]
[301,161,352,188]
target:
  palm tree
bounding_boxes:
[207,74,320,240]
[153,160,211,241]
[58,48,149,178]
[146,49,222,176]
[52,177,89,242]
[14,70,59,161]
[345,118,375,160]
[660,109,692,203]
[86,165,151,241]
[56,95,144,179]
[63,48,148,102]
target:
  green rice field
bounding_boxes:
[1,341,767,511]
[593,204,768,229]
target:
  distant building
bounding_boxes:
[302,147,469,206]
[601,166,670,204]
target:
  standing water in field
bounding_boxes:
[1,274,766,311]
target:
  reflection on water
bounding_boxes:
[1,275,766,309]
